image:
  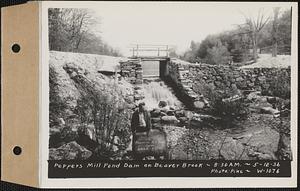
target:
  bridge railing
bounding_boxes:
[129,44,170,57]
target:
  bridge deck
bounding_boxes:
[130,44,171,58]
[129,56,170,61]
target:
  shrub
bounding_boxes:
[193,80,249,127]
[68,67,132,159]
[211,94,249,120]
[206,42,232,65]
[76,90,131,158]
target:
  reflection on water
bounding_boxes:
[141,78,183,110]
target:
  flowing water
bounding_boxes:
[140,60,183,110]
[141,78,183,110]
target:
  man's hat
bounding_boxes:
[138,102,145,106]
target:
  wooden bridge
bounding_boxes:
[129,44,172,78]
[129,44,171,59]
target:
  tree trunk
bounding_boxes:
[75,34,83,50]
[74,15,85,51]
[252,33,258,62]
[272,8,280,57]
[253,44,257,62]
[272,42,278,57]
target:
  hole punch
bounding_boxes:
[12,44,21,53]
[13,146,22,155]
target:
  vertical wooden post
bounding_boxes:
[166,45,169,57]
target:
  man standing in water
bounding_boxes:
[131,102,152,151]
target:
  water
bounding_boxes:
[141,78,183,110]
[141,60,160,77]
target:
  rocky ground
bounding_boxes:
[145,91,290,160]
[166,113,281,160]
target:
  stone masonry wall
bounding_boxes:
[165,59,209,109]
[119,59,145,104]
[187,64,291,93]
[120,59,143,85]
[120,58,290,109]
[165,59,291,108]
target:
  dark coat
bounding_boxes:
[131,109,152,133]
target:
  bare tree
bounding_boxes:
[60,8,95,51]
[240,9,270,62]
[49,8,121,56]
[49,8,97,52]
[272,7,280,57]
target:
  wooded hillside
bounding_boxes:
[181,8,292,65]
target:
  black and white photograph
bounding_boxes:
[46,2,295,179]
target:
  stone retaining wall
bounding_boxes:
[120,59,145,105]
[164,59,209,109]
[165,59,291,108]
[120,59,143,85]
[187,64,291,92]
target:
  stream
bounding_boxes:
[141,77,184,110]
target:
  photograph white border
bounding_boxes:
[40,1,298,188]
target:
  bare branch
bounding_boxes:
[258,16,270,32]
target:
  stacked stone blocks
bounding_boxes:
[120,59,143,85]
[166,59,291,109]
[120,59,145,104]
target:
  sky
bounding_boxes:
[52,2,292,56]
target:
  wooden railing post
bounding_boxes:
[166,45,169,57]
